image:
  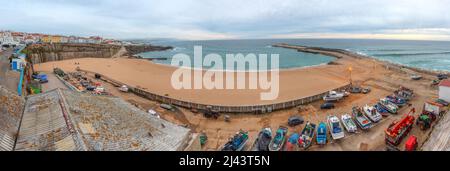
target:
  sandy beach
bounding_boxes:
[34,45,440,151]
[35,57,351,106]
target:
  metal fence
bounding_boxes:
[77,69,351,114]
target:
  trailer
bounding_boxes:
[385,108,416,146]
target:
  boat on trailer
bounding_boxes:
[379,98,399,114]
[363,105,383,123]
[374,103,390,117]
[316,122,327,145]
[298,122,316,150]
[269,126,288,151]
[328,115,345,140]
[386,95,407,106]
[251,128,272,151]
[286,133,300,151]
[221,130,249,151]
[341,114,358,133]
[352,107,373,130]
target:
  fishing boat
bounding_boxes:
[386,95,407,106]
[395,87,414,100]
[251,128,272,151]
[341,114,358,133]
[286,133,299,151]
[363,105,383,123]
[316,122,327,145]
[374,103,390,117]
[269,126,288,151]
[298,122,316,150]
[327,116,345,140]
[352,107,373,130]
[379,98,399,114]
[221,130,249,151]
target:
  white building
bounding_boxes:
[0,31,19,46]
[439,79,450,102]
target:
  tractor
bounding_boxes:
[416,114,432,130]
[416,101,445,131]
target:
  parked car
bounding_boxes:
[321,103,335,109]
[350,87,362,93]
[436,99,449,106]
[86,86,96,91]
[32,74,48,84]
[437,73,448,80]
[80,80,89,87]
[288,116,304,127]
[362,87,371,94]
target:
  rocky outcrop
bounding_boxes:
[124,44,173,56]
[25,43,122,64]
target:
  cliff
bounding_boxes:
[25,43,122,64]
[124,44,173,56]
[24,43,173,64]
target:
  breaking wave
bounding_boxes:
[373,51,450,57]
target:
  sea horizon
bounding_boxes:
[138,38,450,72]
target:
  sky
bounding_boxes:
[1,0,450,41]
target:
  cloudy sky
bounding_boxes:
[1,0,450,40]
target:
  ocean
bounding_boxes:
[138,39,450,71]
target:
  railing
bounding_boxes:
[77,68,351,113]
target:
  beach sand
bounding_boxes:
[34,48,439,151]
[35,57,350,106]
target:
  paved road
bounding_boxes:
[0,48,19,92]
[40,72,68,92]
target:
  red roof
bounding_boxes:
[440,79,450,87]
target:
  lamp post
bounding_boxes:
[348,66,353,86]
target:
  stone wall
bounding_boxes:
[25,43,122,64]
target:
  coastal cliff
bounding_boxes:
[25,43,173,64]
[25,43,122,64]
[124,44,173,56]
